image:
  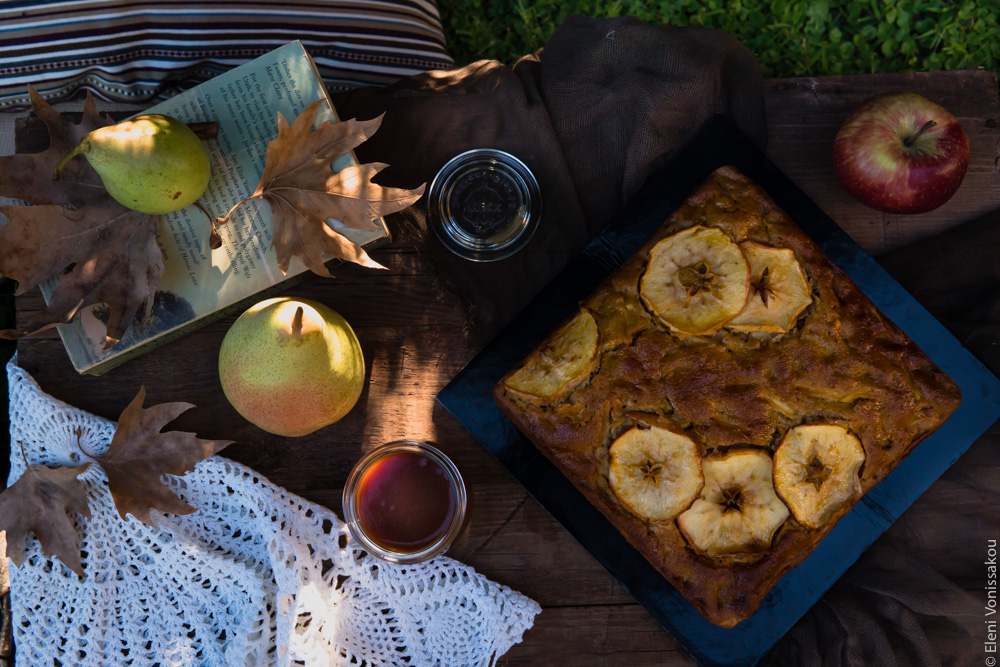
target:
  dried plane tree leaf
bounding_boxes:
[0,88,111,207]
[0,462,92,576]
[217,99,425,275]
[89,386,233,526]
[0,203,162,345]
[0,87,163,347]
[0,388,230,574]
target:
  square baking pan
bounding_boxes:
[436,115,1000,666]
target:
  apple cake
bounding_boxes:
[492,166,961,628]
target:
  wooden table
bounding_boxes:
[13,70,1000,664]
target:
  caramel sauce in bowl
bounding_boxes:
[343,441,467,563]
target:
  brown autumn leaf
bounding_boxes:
[216,99,425,275]
[0,462,92,576]
[0,87,163,347]
[91,386,233,526]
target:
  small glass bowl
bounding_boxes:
[427,148,542,262]
[342,440,467,564]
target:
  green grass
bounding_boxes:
[437,0,1000,77]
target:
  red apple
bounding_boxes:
[832,92,969,214]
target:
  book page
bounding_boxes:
[47,41,388,372]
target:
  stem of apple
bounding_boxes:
[903,120,937,147]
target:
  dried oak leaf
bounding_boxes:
[92,386,233,526]
[217,99,424,275]
[0,87,163,347]
[0,462,92,576]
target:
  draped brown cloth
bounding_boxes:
[332,14,999,666]
[333,14,767,340]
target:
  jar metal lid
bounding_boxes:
[427,148,541,262]
[342,440,467,564]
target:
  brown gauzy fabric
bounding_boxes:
[332,14,767,340]
[764,209,1000,666]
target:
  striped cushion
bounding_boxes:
[0,0,454,111]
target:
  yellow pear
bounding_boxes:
[218,297,366,437]
[53,114,211,215]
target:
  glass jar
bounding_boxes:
[342,440,467,563]
[427,148,542,262]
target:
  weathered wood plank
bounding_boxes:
[497,604,696,666]
[463,493,639,606]
[765,69,1000,255]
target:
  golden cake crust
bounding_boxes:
[492,166,961,627]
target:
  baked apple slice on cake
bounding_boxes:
[608,426,703,522]
[774,424,866,529]
[726,242,813,333]
[504,309,599,401]
[639,225,750,335]
[677,449,789,556]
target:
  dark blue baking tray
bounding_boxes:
[436,115,1000,666]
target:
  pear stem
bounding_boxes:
[52,138,91,181]
[903,120,936,147]
[187,121,219,140]
[192,202,222,250]
[291,306,304,340]
[216,194,260,227]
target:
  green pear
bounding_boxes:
[218,297,366,437]
[53,114,211,215]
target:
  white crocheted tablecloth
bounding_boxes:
[5,360,540,666]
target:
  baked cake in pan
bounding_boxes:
[492,166,961,627]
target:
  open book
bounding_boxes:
[42,41,389,375]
